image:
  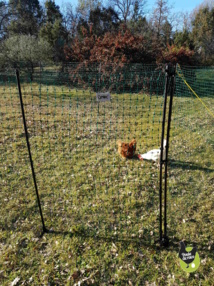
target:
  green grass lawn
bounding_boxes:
[0,79,213,285]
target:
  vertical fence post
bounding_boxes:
[163,65,176,243]
[15,69,47,233]
[159,64,169,246]
[159,63,176,247]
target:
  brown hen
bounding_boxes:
[117,139,137,158]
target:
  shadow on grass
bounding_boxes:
[42,227,160,249]
[2,217,213,259]
[169,159,213,173]
[40,228,214,259]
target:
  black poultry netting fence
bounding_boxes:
[0,63,174,244]
[1,63,213,247]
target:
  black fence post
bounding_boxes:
[159,63,176,247]
[15,69,47,234]
[159,64,169,246]
[163,65,176,242]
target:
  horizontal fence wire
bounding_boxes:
[0,64,167,243]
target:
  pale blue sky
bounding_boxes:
[53,0,205,13]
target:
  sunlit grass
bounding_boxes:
[0,81,213,285]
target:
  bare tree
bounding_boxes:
[150,0,172,41]
[110,0,147,23]
[180,11,192,31]
[152,0,169,36]
[77,0,101,20]
[63,3,80,38]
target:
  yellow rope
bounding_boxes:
[176,64,214,119]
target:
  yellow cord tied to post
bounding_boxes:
[176,64,214,119]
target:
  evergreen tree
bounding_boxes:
[39,0,68,61]
[161,20,172,46]
[174,29,193,49]
[7,0,42,35]
[191,6,214,64]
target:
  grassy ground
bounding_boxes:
[0,78,213,285]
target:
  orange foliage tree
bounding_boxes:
[64,26,155,65]
[63,27,157,92]
[159,44,194,65]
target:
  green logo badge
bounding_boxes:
[179,241,200,272]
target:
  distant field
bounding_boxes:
[0,79,213,285]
